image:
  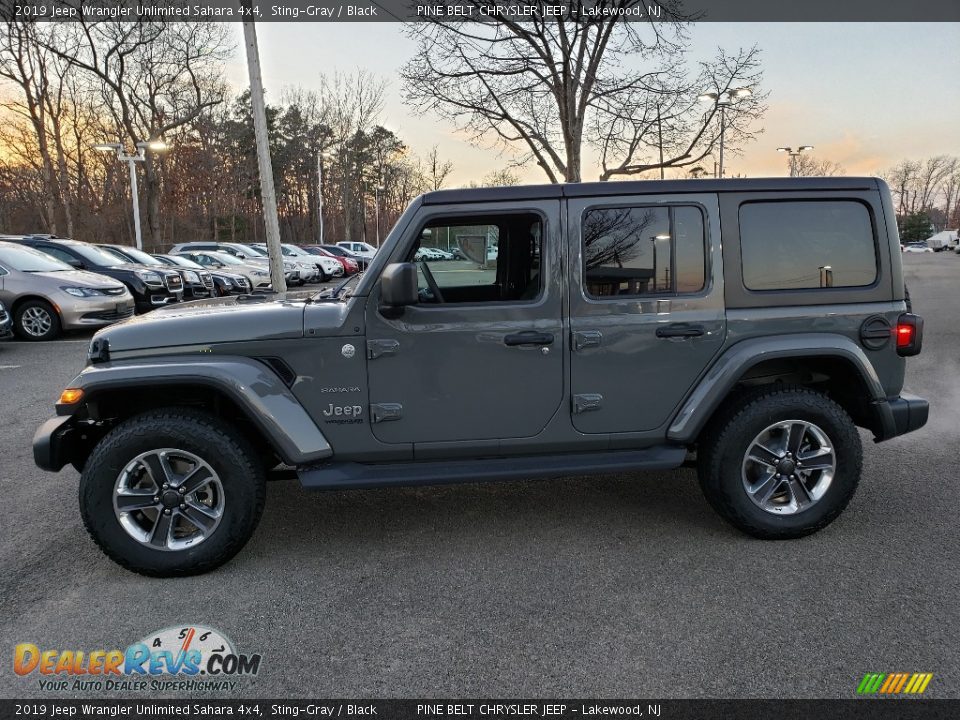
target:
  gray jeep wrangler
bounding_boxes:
[34,178,928,577]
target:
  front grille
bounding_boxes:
[201,273,214,289]
[101,287,126,296]
[82,307,135,321]
[164,273,183,291]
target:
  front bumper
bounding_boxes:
[62,296,135,329]
[875,393,929,442]
[33,415,77,472]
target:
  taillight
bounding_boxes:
[896,313,923,357]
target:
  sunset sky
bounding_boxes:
[225,22,960,185]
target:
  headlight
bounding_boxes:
[220,276,234,286]
[134,270,163,286]
[251,269,268,277]
[61,286,103,298]
[183,271,200,282]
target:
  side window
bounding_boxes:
[582,205,706,298]
[739,200,877,290]
[0,264,7,276]
[406,212,542,304]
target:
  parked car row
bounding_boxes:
[0,233,377,341]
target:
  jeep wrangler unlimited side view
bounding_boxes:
[33,178,928,577]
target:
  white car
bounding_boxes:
[336,241,378,260]
[414,247,454,261]
[902,243,934,254]
[175,251,273,290]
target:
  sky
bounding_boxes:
[225,22,960,185]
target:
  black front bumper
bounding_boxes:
[875,393,929,442]
[33,416,77,472]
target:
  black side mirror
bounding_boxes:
[379,263,418,317]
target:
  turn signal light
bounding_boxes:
[58,388,84,405]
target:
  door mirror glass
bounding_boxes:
[380,263,419,315]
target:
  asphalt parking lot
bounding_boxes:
[1,254,958,699]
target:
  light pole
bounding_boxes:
[698,87,752,178]
[374,184,385,247]
[317,151,333,245]
[93,140,168,250]
[649,233,671,292]
[777,145,814,177]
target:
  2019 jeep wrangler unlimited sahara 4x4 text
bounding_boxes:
[33,177,928,576]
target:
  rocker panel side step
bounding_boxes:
[297,446,687,490]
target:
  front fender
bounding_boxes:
[53,355,332,466]
[667,333,890,444]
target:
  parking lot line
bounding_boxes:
[0,365,21,369]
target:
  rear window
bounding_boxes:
[739,200,877,290]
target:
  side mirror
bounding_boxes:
[379,263,419,317]
[65,257,83,269]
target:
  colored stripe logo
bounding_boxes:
[857,673,933,695]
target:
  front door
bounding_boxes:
[568,193,726,434]
[365,200,563,446]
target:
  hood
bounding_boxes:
[33,269,127,288]
[93,295,306,353]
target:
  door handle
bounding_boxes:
[504,330,555,347]
[656,323,705,339]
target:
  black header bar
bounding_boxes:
[2,0,959,23]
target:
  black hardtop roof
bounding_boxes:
[421,176,883,205]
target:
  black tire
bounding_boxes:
[79,408,266,577]
[697,386,862,539]
[14,299,61,341]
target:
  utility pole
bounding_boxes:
[242,6,286,293]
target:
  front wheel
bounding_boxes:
[79,408,266,576]
[697,387,862,539]
[14,299,61,340]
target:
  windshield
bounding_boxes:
[282,244,308,256]
[207,252,245,266]
[234,244,266,257]
[162,255,204,269]
[67,243,130,267]
[0,244,73,272]
[112,245,163,266]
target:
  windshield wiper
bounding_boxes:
[311,272,362,302]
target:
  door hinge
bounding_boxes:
[573,393,603,414]
[370,403,403,423]
[573,330,602,351]
[367,339,400,360]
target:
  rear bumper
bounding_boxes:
[875,393,929,442]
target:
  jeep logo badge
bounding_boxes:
[341,343,356,359]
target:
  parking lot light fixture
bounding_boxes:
[93,139,170,250]
[777,145,815,177]
[699,87,752,178]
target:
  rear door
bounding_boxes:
[567,192,726,434]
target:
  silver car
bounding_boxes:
[0,241,134,340]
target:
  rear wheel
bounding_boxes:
[79,408,266,576]
[697,387,862,539]
[14,299,61,340]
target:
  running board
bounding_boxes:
[297,446,687,491]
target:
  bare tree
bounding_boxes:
[403,2,766,183]
[46,18,232,248]
[422,145,454,191]
[792,155,846,177]
[0,20,73,233]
